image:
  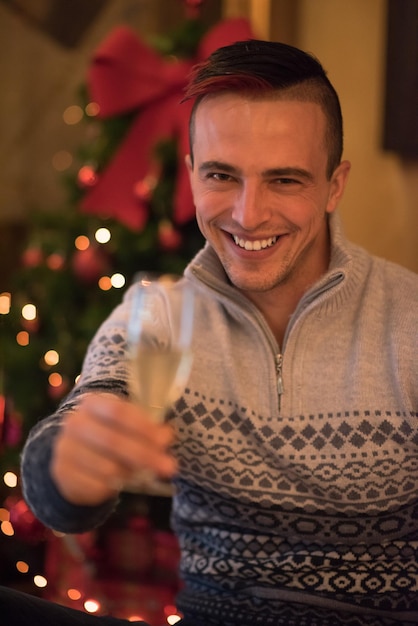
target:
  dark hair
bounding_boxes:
[184,39,343,179]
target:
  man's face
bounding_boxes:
[186,93,350,297]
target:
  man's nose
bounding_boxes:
[231,181,271,230]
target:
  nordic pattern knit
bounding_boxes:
[21,213,418,625]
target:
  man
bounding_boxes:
[4,39,417,626]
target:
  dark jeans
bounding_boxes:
[0,586,151,626]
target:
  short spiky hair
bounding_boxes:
[184,39,344,179]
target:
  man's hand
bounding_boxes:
[50,393,177,506]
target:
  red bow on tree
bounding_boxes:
[80,18,255,231]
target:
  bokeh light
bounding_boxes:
[94,227,111,244]
[63,105,83,125]
[21,304,37,321]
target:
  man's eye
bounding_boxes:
[275,177,299,185]
[207,172,232,182]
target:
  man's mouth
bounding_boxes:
[232,235,278,251]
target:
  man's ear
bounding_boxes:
[185,154,193,174]
[326,160,351,214]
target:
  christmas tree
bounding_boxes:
[0,4,253,622]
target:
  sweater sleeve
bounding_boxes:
[20,292,133,533]
[21,411,117,533]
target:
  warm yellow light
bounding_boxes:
[52,150,73,172]
[128,617,144,622]
[94,227,111,244]
[85,102,100,116]
[110,273,125,289]
[63,105,83,125]
[167,616,182,625]
[22,303,36,321]
[44,350,59,366]
[0,292,11,314]
[75,235,90,251]
[4,471,18,488]
[67,588,82,600]
[16,561,29,573]
[1,521,14,536]
[0,508,10,522]
[84,599,100,613]
[34,575,47,588]
[16,331,30,346]
[48,372,62,387]
[98,276,112,291]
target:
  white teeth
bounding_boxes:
[233,235,278,251]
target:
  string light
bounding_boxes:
[63,105,83,125]
[1,520,14,536]
[0,292,11,314]
[4,471,18,488]
[84,599,100,613]
[167,615,182,625]
[16,561,29,574]
[67,588,82,601]
[110,273,125,289]
[21,304,37,321]
[44,350,59,366]
[94,227,111,244]
[16,331,30,346]
[52,150,73,172]
[48,373,63,387]
[34,575,47,588]
[0,508,10,521]
[75,235,90,251]
[85,102,100,116]
[98,276,112,291]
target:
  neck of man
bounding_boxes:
[243,233,331,348]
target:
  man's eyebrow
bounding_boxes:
[198,161,240,175]
[197,162,314,181]
[263,167,314,181]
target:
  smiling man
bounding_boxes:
[5,39,417,626]
[186,92,350,345]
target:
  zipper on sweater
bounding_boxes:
[275,353,284,413]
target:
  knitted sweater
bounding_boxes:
[21,214,418,626]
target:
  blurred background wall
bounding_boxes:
[1,0,417,287]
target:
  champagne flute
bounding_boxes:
[124,272,194,495]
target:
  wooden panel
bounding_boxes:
[383,0,418,157]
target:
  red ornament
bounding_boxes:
[21,247,43,268]
[72,246,110,283]
[5,496,47,544]
[0,396,22,448]
[158,220,182,251]
[77,165,98,189]
[184,0,204,18]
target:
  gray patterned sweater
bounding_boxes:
[21,213,418,626]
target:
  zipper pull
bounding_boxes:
[276,353,284,412]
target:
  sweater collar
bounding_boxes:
[186,211,369,307]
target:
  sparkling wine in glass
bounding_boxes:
[124,273,194,494]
